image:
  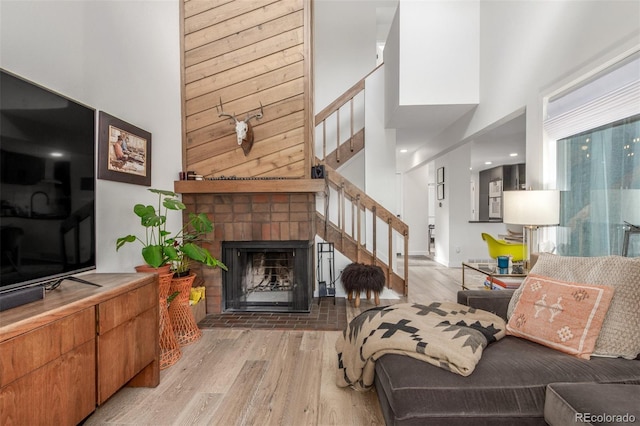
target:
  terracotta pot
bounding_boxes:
[135,264,172,275]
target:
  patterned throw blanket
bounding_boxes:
[336,302,506,390]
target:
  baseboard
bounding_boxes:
[0,286,44,312]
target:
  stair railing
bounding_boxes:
[314,64,387,166]
[317,163,409,296]
[314,65,409,296]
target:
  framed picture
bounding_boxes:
[437,184,445,200]
[437,167,445,184]
[98,111,151,186]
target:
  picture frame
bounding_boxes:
[437,184,445,200]
[437,167,445,184]
[98,111,151,186]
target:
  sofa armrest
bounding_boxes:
[457,290,515,321]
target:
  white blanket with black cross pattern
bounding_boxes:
[335,302,506,390]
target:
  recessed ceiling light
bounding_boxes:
[510,153,518,157]
[50,152,63,157]
[485,161,492,165]
[400,149,408,153]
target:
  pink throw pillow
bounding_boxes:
[506,273,614,359]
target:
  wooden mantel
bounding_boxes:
[174,179,326,194]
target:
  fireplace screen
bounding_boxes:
[222,241,312,312]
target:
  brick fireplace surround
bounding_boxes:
[182,191,317,315]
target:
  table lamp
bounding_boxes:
[503,189,560,270]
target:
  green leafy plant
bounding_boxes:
[116,188,227,273]
[170,212,227,274]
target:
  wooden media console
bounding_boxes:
[0,273,159,425]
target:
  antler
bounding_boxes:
[217,97,237,123]
[245,102,264,122]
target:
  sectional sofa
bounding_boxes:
[374,254,640,425]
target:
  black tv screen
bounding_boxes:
[0,69,96,292]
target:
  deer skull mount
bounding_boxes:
[217,98,264,156]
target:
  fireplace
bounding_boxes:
[177,189,318,314]
[222,240,313,312]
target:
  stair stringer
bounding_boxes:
[315,211,406,296]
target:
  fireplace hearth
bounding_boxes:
[222,240,313,312]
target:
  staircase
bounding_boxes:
[315,78,366,169]
[314,70,409,296]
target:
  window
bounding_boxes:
[546,53,640,257]
[556,115,640,256]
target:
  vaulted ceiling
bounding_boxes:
[315,0,526,171]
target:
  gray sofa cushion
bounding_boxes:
[457,289,514,320]
[545,383,640,426]
[375,337,640,426]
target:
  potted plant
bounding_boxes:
[168,211,228,276]
[116,188,227,274]
[116,188,181,271]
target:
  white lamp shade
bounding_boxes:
[503,190,560,226]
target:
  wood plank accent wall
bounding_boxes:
[181,0,313,179]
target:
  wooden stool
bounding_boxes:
[341,263,385,308]
[158,272,181,369]
[168,273,202,346]
[347,288,381,308]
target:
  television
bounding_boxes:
[0,69,96,297]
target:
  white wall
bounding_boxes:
[405,1,640,181]
[337,151,365,189]
[313,0,378,112]
[429,145,509,267]
[445,144,472,265]
[398,0,479,106]
[313,0,381,245]
[481,1,640,188]
[0,0,182,272]
[384,4,400,126]
[364,66,398,265]
[365,67,397,212]
[402,164,429,255]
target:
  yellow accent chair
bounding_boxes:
[481,233,527,262]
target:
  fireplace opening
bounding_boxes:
[222,241,312,312]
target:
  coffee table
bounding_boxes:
[461,262,527,290]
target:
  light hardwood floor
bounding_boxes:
[85,257,484,426]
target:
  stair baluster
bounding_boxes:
[314,67,409,296]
